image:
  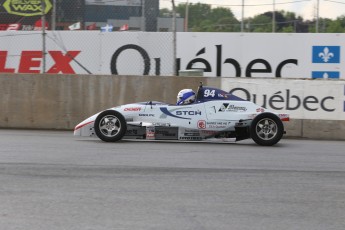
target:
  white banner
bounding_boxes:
[1,31,345,79]
[221,78,345,120]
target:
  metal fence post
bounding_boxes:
[41,0,46,73]
[172,0,177,76]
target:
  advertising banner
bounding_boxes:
[221,78,345,120]
[1,31,345,79]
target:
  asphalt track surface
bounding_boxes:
[1,129,345,230]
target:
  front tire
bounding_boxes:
[250,113,284,146]
[94,110,127,142]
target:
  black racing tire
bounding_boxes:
[94,110,127,142]
[250,112,284,146]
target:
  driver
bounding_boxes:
[176,89,196,105]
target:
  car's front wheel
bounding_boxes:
[94,110,127,142]
[250,113,284,146]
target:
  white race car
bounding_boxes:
[74,83,289,146]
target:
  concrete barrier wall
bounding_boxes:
[0,74,344,140]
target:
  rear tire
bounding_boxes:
[94,110,127,142]
[250,113,284,146]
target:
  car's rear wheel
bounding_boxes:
[250,113,284,146]
[94,110,127,142]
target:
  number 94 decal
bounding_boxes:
[204,89,215,97]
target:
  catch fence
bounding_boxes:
[0,0,178,75]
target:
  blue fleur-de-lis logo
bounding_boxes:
[312,46,340,64]
[318,47,334,63]
[312,71,340,79]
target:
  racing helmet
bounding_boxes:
[176,89,196,105]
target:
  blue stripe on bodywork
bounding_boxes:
[160,108,191,120]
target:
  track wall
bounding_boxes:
[0,74,344,140]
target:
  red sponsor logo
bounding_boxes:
[7,23,21,31]
[34,19,48,30]
[0,23,21,30]
[197,120,206,129]
[124,107,141,111]
[146,132,154,137]
[200,130,217,135]
[256,108,265,113]
[0,24,8,30]
[278,114,290,121]
[0,50,81,74]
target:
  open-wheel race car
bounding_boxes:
[74,83,289,146]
